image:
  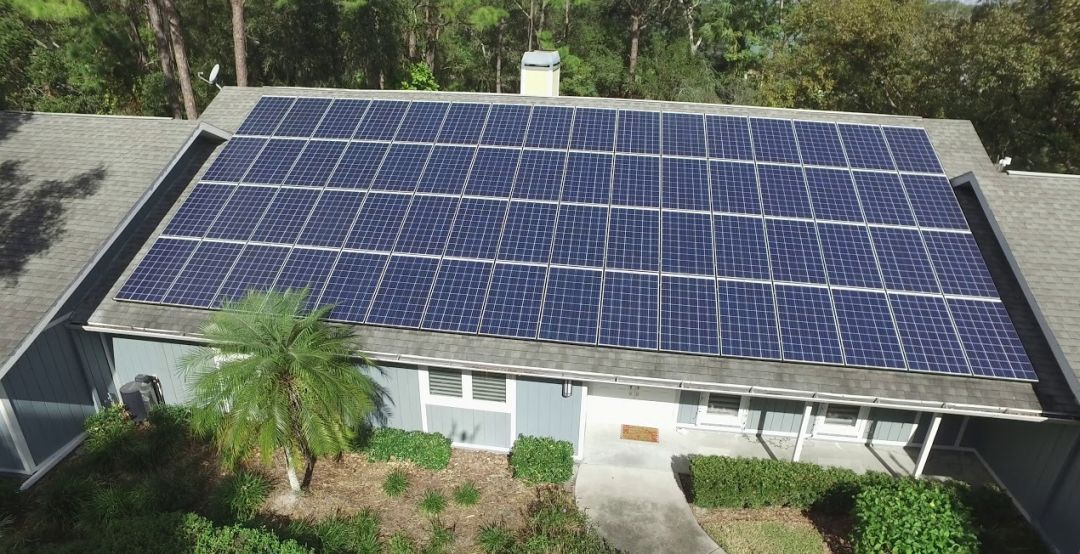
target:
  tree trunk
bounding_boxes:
[301,452,316,489]
[495,28,502,93]
[528,0,535,49]
[563,0,570,41]
[628,13,641,78]
[230,0,248,87]
[423,3,436,70]
[146,0,181,118]
[126,6,150,69]
[537,0,546,46]
[407,28,417,59]
[284,450,301,493]
[162,0,198,118]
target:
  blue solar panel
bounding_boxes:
[445,198,507,259]
[203,138,267,182]
[870,227,939,293]
[275,98,332,137]
[237,97,294,136]
[793,120,847,167]
[767,219,826,284]
[817,223,882,289]
[758,164,812,218]
[551,204,607,267]
[851,171,915,226]
[804,167,862,222]
[272,247,337,303]
[923,231,997,297]
[661,211,713,276]
[882,127,943,173]
[570,108,616,152]
[513,149,565,201]
[616,110,660,154]
[162,241,244,307]
[900,174,967,229]
[612,155,659,207]
[606,208,659,271]
[662,158,710,211]
[395,196,458,255]
[480,104,530,146]
[422,259,493,333]
[838,124,894,170]
[367,255,439,327]
[327,142,388,189]
[116,238,198,302]
[320,252,389,322]
[774,285,843,364]
[479,263,546,338]
[437,103,490,144]
[662,112,706,157]
[718,280,781,359]
[249,188,320,244]
[371,144,431,191]
[889,293,970,375]
[354,100,408,140]
[215,244,290,304]
[539,267,602,344]
[714,215,769,280]
[832,289,905,369]
[395,102,449,143]
[562,152,612,204]
[243,139,306,184]
[710,161,760,215]
[465,148,520,197]
[205,186,275,241]
[498,201,557,263]
[345,193,410,252]
[295,190,364,248]
[283,141,347,187]
[660,276,719,354]
[948,299,1035,380]
[599,271,659,349]
[313,99,369,139]
[417,145,474,194]
[162,183,234,237]
[525,106,573,149]
[749,118,800,164]
[706,116,753,161]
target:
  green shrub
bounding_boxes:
[509,436,574,484]
[519,486,615,553]
[83,403,136,464]
[478,523,516,553]
[362,428,451,470]
[452,482,480,506]
[853,479,979,554]
[386,532,418,554]
[213,470,270,523]
[313,510,381,554]
[383,470,410,497]
[147,405,192,451]
[65,511,312,554]
[82,482,155,523]
[426,518,455,552]
[419,490,447,515]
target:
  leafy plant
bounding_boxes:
[386,531,418,554]
[213,470,270,523]
[853,479,979,554]
[452,482,480,506]
[418,490,447,515]
[426,518,454,552]
[313,510,381,554]
[477,523,516,553]
[519,486,615,553]
[383,470,409,498]
[509,436,574,484]
[361,428,451,470]
[83,403,136,468]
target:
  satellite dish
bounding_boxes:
[208,64,221,85]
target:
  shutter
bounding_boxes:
[428,369,463,397]
[824,405,860,426]
[471,372,506,403]
[706,394,741,417]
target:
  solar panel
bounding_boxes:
[851,171,915,226]
[660,276,719,354]
[817,223,882,289]
[354,100,407,141]
[710,161,760,215]
[882,126,943,173]
[539,267,602,344]
[237,97,294,136]
[283,141,347,187]
[480,104,530,146]
[706,116,753,161]
[215,244,290,304]
[774,284,843,364]
[275,98,331,138]
[513,149,565,201]
[889,293,970,375]
[465,148,520,197]
[612,155,660,207]
[749,118,800,164]
[203,138,267,182]
[320,252,389,322]
[422,259,493,333]
[525,106,573,149]
[161,241,244,307]
[606,208,659,271]
[562,152,612,204]
[923,231,997,297]
[437,103,490,144]
[116,238,198,302]
[662,112,706,157]
[367,255,439,327]
[497,201,557,263]
[900,174,968,229]
[832,289,905,369]
[662,157,710,211]
[794,120,847,167]
[345,193,410,252]
[250,188,320,244]
[417,146,474,194]
[718,280,781,359]
[758,164,812,218]
[395,102,449,143]
[163,183,234,237]
[599,271,659,349]
[371,144,430,191]
[570,108,616,152]
[948,299,1036,380]
[313,99,369,139]
[838,124,894,170]
[295,190,364,248]
[273,248,337,303]
[661,211,713,275]
[870,227,939,293]
[444,198,507,259]
[479,263,546,338]
[328,142,388,189]
[242,139,306,184]
[767,219,827,284]
[804,167,862,222]
[205,186,275,241]
[551,204,607,267]
[714,215,769,280]
[616,110,660,154]
[395,196,458,255]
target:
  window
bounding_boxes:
[697,393,747,427]
[423,368,510,409]
[815,403,868,437]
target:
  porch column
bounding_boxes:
[792,402,813,462]
[914,412,942,478]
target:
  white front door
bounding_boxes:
[586,383,678,428]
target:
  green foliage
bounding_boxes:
[312,510,381,554]
[703,519,827,554]
[509,436,574,485]
[361,427,452,470]
[517,486,615,553]
[852,479,979,554]
[452,481,480,506]
[418,490,447,515]
[399,62,439,91]
[426,518,455,552]
[386,532,418,554]
[383,469,410,497]
[477,523,516,553]
[213,470,270,523]
[83,403,136,460]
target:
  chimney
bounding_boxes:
[520,51,560,97]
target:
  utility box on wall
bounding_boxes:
[520,51,560,97]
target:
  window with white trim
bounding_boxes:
[815,404,868,437]
[697,393,747,427]
[424,369,508,407]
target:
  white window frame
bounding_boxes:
[814,403,869,438]
[696,393,749,428]
[418,368,514,414]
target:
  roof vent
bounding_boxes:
[520,51,560,97]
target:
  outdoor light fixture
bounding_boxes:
[562,380,573,398]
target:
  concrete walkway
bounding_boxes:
[575,462,723,554]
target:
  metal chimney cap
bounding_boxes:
[522,50,561,69]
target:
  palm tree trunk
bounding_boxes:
[230,0,248,87]
[301,452,316,489]
[284,450,301,493]
[146,0,181,118]
[161,0,198,119]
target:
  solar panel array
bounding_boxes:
[116,96,1037,382]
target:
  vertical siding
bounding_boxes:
[745,398,803,434]
[363,365,422,431]
[515,378,582,450]
[0,410,24,471]
[112,337,199,404]
[1040,438,1080,554]
[426,405,511,448]
[2,324,96,465]
[865,408,919,443]
[677,390,700,425]
[69,329,113,402]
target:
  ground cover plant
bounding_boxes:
[509,436,575,484]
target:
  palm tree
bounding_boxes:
[182,289,375,493]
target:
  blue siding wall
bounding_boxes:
[0,411,24,471]
[746,398,804,434]
[113,337,199,404]
[426,405,511,449]
[516,378,582,451]
[70,329,114,402]
[364,365,422,431]
[865,408,919,443]
[677,390,700,424]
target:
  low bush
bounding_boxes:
[386,532,418,554]
[517,486,615,553]
[477,523,516,553]
[452,482,480,506]
[213,470,270,523]
[147,404,192,451]
[509,436,574,484]
[852,479,979,554]
[383,470,409,497]
[312,510,381,554]
[362,428,451,470]
[82,403,136,467]
[419,490,447,515]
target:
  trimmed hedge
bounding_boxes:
[362,428,452,470]
[510,436,575,484]
[853,479,979,554]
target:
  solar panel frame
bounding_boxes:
[838,124,895,170]
[319,251,390,323]
[774,284,844,364]
[817,223,883,289]
[793,120,848,167]
[327,142,389,189]
[204,186,276,241]
[870,226,940,293]
[562,152,612,204]
[717,280,781,359]
[444,198,508,259]
[524,105,573,149]
[344,193,411,252]
[394,195,459,255]
[616,110,661,154]
[203,138,267,182]
[282,140,347,187]
[598,271,659,350]
[295,190,365,248]
[612,154,660,208]
[478,262,547,339]
[948,298,1036,380]
[606,208,660,272]
[242,139,306,184]
[274,98,332,138]
[713,215,770,280]
[480,104,531,147]
[214,244,291,305]
[498,201,558,263]
[569,108,617,152]
[161,241,245,308]
[889,293,971,375]
[749,118,800,164]
[353,100,408,141]
[513,149,566,201]
[882,126,944,174]
[900,174,968,229]
[272,247,338,307]
[394,101,450,143]
[370,143,431,192]
[803,167,863,222]
[851,171,916,226]
[832,288,906,369]
[249,187,321,244]
[312,99,370,139]
[162,183,235,238]
[115,238,198,302]
[551,204,608,267]
[661,211,714,276]
[661,112,707,157]
[421,259,493,333]
[366,255,440,327]
[758,164,812,218]
[706,115,753,161]
[437,103,490,144]
[661,157,710,211]
[660,276,719,354]
[465,148,521,197]
[923,231,998,297]
[417,145,475,194]
[538,267,602,344]
[710,161,761,215]
[766,219,827,284]
[236,96,294,136]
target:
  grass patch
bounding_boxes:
[418,490,447,515]
[704,520,826,554]
[452,482,480,506]
[477,523,516,553]
[382,470,409,498]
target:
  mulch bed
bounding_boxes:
[260,449,542,552]
[692,505,854,554]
